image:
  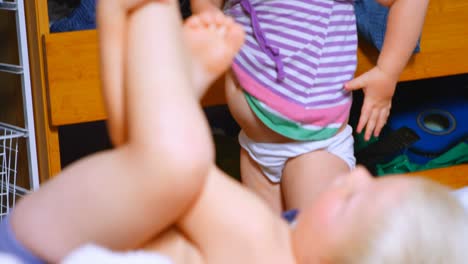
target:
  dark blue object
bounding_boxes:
[49,0,424,54]
[50,0,96,33]
[386,79,468,164]
[282,209,299,224]
[50,0,192,33]
[354,0,421,53]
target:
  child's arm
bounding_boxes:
[344,0,429,141]
[375,0,428,78]
[190,0,225,14]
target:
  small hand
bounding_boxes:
[344,66,397,141]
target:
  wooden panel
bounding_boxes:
[44,30,229,126]
[355,0,468,79]
[25,0,62,180]
[44,30,107,126]
[44,0,468,126]
[404,164,468,189]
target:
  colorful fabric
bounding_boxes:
[225,0,357,140]
[376,142,468,176]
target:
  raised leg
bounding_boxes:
[10,1,213,262]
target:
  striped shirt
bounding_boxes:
[224,0,357,141]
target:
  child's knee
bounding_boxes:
[127,142,213,202]
[136,130,214,175]
[160,152,211,199]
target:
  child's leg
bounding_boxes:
[144,228,204,264]
[177,166,296,264]
[9,1,213,262]
[97,0,153,146]
[190,0,225,14]
[281,151,350,210]
[240,149,284,214]
[224,73,285,214]
[99,1,243,146]
[125,2,214,157]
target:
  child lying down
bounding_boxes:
[2,168,468,264]
[62,183,468,264]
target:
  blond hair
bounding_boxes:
[333,177,468,264]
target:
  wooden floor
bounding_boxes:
[403,164,468,189]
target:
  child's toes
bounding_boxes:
[199,12,215,26]
[213,11,225,26]
[216,25,227,36]
[226,24,245,49]
[186,16,202,28]
[225,16,235,27]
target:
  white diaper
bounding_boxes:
[238,125,356,183]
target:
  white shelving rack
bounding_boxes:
[0,0,40,219]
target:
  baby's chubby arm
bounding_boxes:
[345,0,429,141]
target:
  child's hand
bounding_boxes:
[344,66,397,141]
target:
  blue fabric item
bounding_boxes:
[354,0,421,53]
[0,216,45,264]
[50,0,96,33]
[282,209,299,224]
[49,0,192,33]
[47,0,422,56]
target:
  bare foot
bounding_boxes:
[183,11,245,98]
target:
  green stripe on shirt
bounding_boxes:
[244,93,339,141]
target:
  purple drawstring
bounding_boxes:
[239,0,285,81]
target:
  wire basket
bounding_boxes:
[0,123,26,220]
